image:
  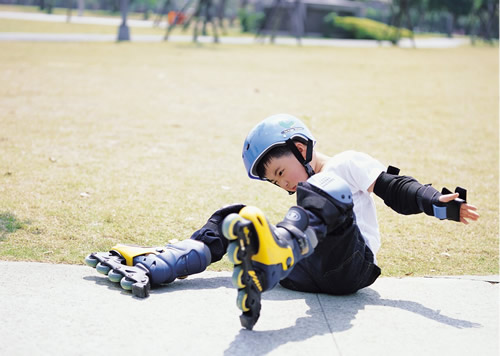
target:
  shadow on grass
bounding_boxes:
[0,211,26,241]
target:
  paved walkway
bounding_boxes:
[0,10,470,47]
[0,261,497,356]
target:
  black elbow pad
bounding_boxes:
[374,166,466,222]
[373,167,431,215]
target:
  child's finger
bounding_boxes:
[438,193,459,203]
[465,203,477,211]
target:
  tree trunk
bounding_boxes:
[78,0,84,16]
[66,0,73,22]
[117,0,130,41]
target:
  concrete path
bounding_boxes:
[0,10,470,47]
[0,261,497,356]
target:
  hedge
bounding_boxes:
[324,13,413,42]
[238,9,265,33]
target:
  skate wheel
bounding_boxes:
[237,290,250,312]
[222,213,242,241]
[232,266,246,288]
[84,255,98,268]
[96,262,111,275]
[120,277,134,291]
[108,270,123,283]
[227,242,242,265]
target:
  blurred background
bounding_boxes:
[0,0,498,44]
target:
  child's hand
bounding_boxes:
[438,193,479,225]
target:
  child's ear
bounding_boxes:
[294,142,307,159]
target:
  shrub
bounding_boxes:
[323,13,412,43]
[238,9,265,33]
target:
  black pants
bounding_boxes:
[190,202,380,296]
[279,221,381,295]
[284,180,381,295]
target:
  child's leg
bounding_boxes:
[84,204,245,297]
[189,203,246,263]
[85,239,212,297]
[279,231,380,295]
[222,205,318,329]
[281,171,381,295]
[222,171,381,329]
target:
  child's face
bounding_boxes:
[264,153,309,192]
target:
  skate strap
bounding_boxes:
[276,222,310,255]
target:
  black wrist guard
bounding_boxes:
[433,187,467,222]
[373,166,466,222]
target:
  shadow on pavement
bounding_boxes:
[84,271,483,356]
[224,286,482,355]
[83,273,234,298]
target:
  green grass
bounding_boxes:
[0,212,27,240]
[0,38,497,277]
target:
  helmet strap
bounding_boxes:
[285,139,315,178]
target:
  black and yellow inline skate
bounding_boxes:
[85,239,211,298]
[222,205,317,330]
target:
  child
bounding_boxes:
[85,113,479,329]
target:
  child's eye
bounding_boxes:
[279,170,284,177]
[267,178,278,186]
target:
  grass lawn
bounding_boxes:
[0,4,249,37]
[0,39,498,277]
[0,17,248,37]
[0,17,166,35]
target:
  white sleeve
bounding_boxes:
[331,151,386,192]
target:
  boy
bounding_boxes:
[85,114,479,329]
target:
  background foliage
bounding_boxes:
[323,13,413,42]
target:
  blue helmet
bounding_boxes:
[242,114,316,180]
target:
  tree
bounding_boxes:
[468,0,499,43]
[387,0,416,47]
[427,0,473,36]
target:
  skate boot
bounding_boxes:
[222,205,317,330]
[84,239,211,298]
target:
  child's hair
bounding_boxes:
[256,145,291,180]
[255,138,304,180]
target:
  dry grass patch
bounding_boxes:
[0,42,497,277]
